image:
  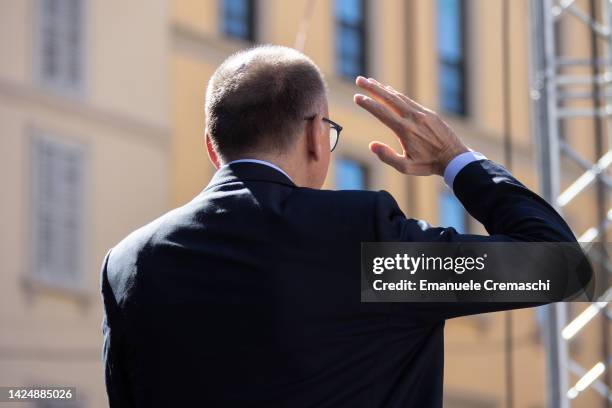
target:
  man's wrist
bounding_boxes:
[443,151,487,188]
[436,145,470,176]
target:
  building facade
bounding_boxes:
[0,0,169,406]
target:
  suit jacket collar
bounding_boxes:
[205,161,296,191]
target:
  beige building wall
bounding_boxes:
[0,0,170,407]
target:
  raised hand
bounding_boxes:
[353,76,469,176]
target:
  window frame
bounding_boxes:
[220,0,257,42]
[334,0,368,80]
[33,0,87,97]
[29,129,88,292]
[437,0,468,116]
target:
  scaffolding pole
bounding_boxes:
[530,0,612,407]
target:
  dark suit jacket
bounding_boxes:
[101,160,578,407]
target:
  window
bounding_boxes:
[335,0,367,79]
[335,157,367,190]
[36,0,85,94]
[437,0,466,115]
[220,0,256,41]
[31,132,86,289]
[439,189,466,233]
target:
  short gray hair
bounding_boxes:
[205,45,327,160]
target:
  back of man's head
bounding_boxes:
[205,45,327,161]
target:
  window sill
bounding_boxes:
[21,275,92,307]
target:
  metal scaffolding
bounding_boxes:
[530,0,612,406]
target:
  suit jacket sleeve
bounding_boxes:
[101,249,133,407]
[374,159,585,320]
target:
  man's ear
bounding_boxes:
[305,115,323,162]
[205,133,221,169]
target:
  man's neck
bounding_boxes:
[224,158,294,182]
[224,152,305,181]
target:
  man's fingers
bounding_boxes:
[354,94,403,133]
[367,77,430,114]
[356,76,413,116]
[396,92,432,114]
[369,141,407,173]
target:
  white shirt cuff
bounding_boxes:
[443,151,487,188]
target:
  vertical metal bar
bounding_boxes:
[530,0,569,407]
[546,0,570,401]
[556,302,571,408]
[543,0,561,201]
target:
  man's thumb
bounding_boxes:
[369,142,406,173]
